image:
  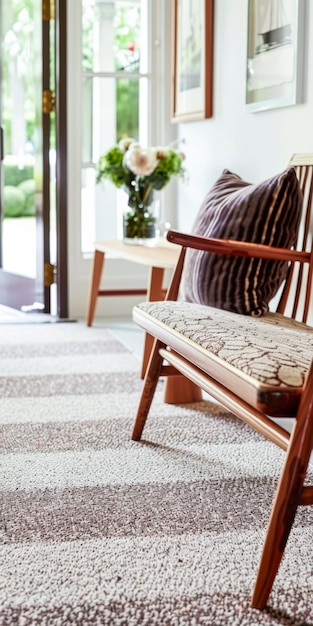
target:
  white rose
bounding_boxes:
[118,137,135,152]
[124,143,158,176]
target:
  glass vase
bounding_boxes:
[123,199,160,246]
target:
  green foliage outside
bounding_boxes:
[1,0,36,153]
[3,187,25,217]
[2,156,35,217]
[2,1,37,218]
[116,79,139,143]
[18,179,36,215]
[114,4,140,141]
[3,161,33,186]
[3,179,35,217]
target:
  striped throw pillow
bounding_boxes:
[182,168,302,316]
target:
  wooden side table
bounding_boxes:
[86,239,180,378]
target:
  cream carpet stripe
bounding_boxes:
[0,441,284,491]
[0,339,128,359]
[0,323,116,344]
[1,529,312,606]
[0,353,138,376]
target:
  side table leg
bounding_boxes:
[141,266,164,378]
[86,249,105,327]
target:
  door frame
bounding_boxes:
[0,0,69,318]
[55,0,68,318]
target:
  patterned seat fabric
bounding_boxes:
[136,300,313,390]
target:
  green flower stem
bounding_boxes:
[142,183,152,205]
[123,195,157,240]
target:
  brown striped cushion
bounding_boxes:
[182,168,302,316]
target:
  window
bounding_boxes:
[81,0,150,253]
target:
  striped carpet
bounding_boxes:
[0,321,313,626]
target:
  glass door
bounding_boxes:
[0,0,53,313]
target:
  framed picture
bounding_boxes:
[172,0,214,123]
[246,0,305,112]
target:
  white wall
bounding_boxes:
[176,0,313,233]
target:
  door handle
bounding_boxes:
[0,126,4,161]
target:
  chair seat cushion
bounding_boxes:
[133,301,313,416]
[181,168,302,317]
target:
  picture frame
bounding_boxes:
[246,0,305,113]
[172,0,214,123]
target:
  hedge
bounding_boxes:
[3,157,35,218]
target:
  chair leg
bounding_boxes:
[251,365,313,609]
[131,338,165,441]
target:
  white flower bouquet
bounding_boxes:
[96,138,185,240]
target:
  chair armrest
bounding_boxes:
[166,229,310,265]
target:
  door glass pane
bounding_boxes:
[82,75,145,165]
[81,0,149,253]
[81,75,148,251]
[82,0,146,74]
[1,1,38,277]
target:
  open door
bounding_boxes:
[0,0,55,313]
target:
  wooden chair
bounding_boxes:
[130,154,313,609]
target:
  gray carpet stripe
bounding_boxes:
[0,419,135,453]
[0,410,261,453]
[2,478,303,544]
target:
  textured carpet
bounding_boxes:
[0,321,313,626]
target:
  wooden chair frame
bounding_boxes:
[131,155,313,609]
